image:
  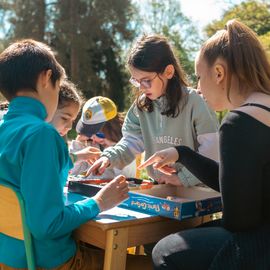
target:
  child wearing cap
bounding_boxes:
[76,96,117,138]
[70,96,137,178]
[91,112,125,148]
[0,39,129,269]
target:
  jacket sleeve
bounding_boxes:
[219,116,263,231]
[101,103,145,169]
[178,92,219,186]
[177,167,201,187]
[176,145,220,191]
[191,92,219,159]
[21,127,100,240]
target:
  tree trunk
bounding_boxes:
[35,0,45,41]
[70,0,79,81]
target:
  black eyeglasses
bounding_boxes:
[129,73,158,89]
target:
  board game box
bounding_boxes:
[68,177,222,221]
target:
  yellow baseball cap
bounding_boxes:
[76,96,117,137]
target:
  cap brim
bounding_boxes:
[76,120,104,137]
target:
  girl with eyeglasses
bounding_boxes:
[88,34,219,187]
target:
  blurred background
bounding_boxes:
[0,0,269,111]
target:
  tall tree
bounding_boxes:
[69,0,79,82]
[51,0,135,110]
[0,0,46,41]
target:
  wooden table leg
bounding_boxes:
[103,228,128,270]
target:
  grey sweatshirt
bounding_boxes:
[102,88,219,186]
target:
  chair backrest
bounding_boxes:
[0,183,36,270]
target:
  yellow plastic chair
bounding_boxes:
[0,183,36,270]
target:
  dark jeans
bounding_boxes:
[152,220,231,270]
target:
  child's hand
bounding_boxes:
[75,146,101,164]
[93,175,129,212]
[155,174,183,186]
[86,156,110,176]
[138,147,179,175]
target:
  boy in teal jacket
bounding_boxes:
[0,40,128,269]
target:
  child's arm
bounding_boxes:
[176,91,219,186]
[192,93,219,160]
[177,166,201,187]
[21,127,101,239]
[101,103,145,169]
[72,146,101,163]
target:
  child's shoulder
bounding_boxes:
[127,101,139,116]
[24,122,66,151]
[26,119,60,140]
[184,87,200,98]
[181,87,204,106]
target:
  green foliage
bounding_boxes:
[0,0,45,41]
[50,0,136,111]
[216,110,228,123]
[259,31,270,59]
[0,40,5,53]
[205,0,270,37]
[67,128,77,141]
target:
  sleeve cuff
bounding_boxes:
[101,152,112,163]
[76,198,101,218]
[178,167,201,187]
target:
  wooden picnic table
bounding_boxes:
[67,192,212,270]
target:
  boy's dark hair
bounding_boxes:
[127,34,188,117]
[0,39,65,101]
[58,79,83,109]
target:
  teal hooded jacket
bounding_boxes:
[0,97,100,268]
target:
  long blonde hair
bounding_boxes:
[200,19,270,100]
